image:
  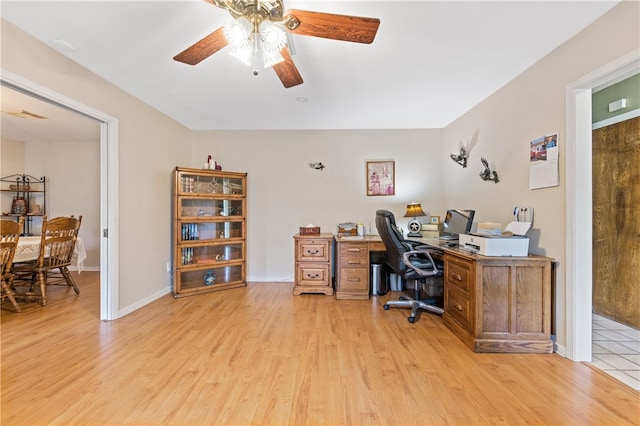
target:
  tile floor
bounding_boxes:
[591,313,640,391]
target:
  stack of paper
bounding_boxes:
[476,222,503,236]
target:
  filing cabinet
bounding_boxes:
[293,233,334,295]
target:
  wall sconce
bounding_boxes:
[404,202,427,237]
[479,157,499,183]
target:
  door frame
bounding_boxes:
[1,69,119,320]
[565,49,639,361]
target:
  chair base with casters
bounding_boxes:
[383,276,444,323]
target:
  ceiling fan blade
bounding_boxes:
[273,48,303,88]
[286,9,380,44]
[173,27,228,65]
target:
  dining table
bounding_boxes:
[13,235,87,272]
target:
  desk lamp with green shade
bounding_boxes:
[404,202,426,237]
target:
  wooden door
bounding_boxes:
[592,116,640,328]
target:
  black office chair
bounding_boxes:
[375,209,444,323]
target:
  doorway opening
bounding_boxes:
[1,70,120,320]
[565,51,639,362]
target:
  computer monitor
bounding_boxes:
[440,209,475,240]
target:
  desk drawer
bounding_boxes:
[446,286,473,331]
[445,257,472,293]
[297,263,330,286]
[338,267,368,291]
[298,240,330,262]
[339,243,368,257]
[368,241,386,252]
[339,254,367,267]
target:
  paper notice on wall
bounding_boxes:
[529,133,559,190]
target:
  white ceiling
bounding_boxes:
[1,0,621,142]
[1,85,101,143]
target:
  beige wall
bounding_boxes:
[25,141,101,267]
[191,129,445,280]
[0,138,25,177]
[1,19,192,312]
[441,1,639,352]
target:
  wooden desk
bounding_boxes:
[337,235,553,353]
[439,247,553,353]
[335,236,385,300]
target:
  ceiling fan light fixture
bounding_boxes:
[259,20,287,52]
[223,16,252,45]
[262,48,285,68]
[223,16,288,69]
[175,0,379,88]
[258,21,287,68]
[224,16,254,66]
[259,20,287,67]
[228,42,253,67]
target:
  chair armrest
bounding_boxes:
[401,249,442,277]
[403,239,425,250]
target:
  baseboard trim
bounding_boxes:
[118,287,171,318]
[69,266,100,272]
[555,343,567,357]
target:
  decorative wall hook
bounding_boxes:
[479,157,499,183]
[308,162,325,171]
[450,146,468,168]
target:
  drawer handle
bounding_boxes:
[347,260,361,264]
[306,273,320,279]
[347,277,361,282]
[347,248,361,252]
[306,250,320,255]
[451,273,463,281]
[456,304,463,311]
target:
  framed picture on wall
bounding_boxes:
[366,160,395,196]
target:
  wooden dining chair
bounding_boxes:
[13,215,82,306]
[1,217,25,312]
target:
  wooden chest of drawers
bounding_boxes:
[293,233,334,296]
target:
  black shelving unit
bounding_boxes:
[0,174,46,236]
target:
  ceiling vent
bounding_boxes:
[3,110,48,119]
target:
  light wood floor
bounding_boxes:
[2,273,639,425]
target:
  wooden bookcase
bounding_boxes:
[172,167,247,297]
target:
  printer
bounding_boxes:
[459,221,531,256]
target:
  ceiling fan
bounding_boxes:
[173,0,380,88]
